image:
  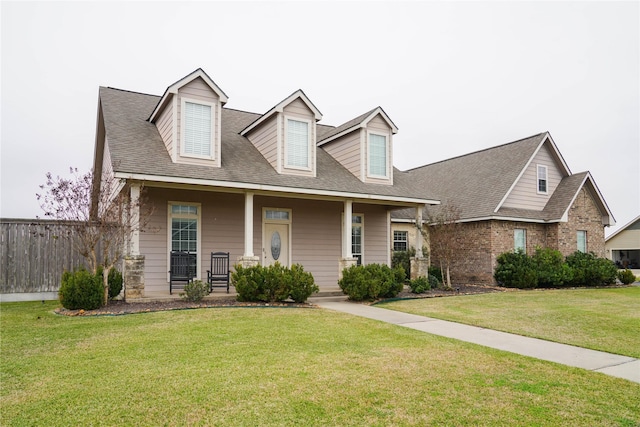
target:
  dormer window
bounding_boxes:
[285,117,311,170]
[368,132,388,178]
[537,164,548,194]
[181,98,216,159]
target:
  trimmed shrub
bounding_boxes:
[96,266,124,300]
[428,266,443,285]
[59,268,104,310]
[231,263,318,303]
[533,247,573,288]
[409,276,430,294]
[288,264,319,303]
[494,250,537,289]
[391,247,415,283]
[181,279,209,302]
[338,264,404,301]
[617,269,637,285]
[566,251,618,287]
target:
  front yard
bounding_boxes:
[1,294,639,426]
[378,286,640,358]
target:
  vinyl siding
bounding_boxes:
[176,77,221,167]
[356,203,391,265]
[246,115,278,168]
[364,115,393,185]
[606,229,640,251]
[322,130,362,179]
[281,99,316,177]
[502,143,564,210]
[156,100,174,161]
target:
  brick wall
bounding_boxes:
[556,188,606,257]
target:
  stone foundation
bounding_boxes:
[338,258,358,279]
[410,257,429,280]
[237,256,260,268]
[124,255,145,300]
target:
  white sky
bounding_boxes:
[1,1,638,236]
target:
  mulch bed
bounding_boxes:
[55,283,505,316]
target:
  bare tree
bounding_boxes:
[427,202,461,290]
[37,167,152,305]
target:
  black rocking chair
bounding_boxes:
[169,251,197,295]
[207,252,230,293]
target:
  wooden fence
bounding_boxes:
[1,219,93,294]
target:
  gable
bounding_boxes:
[501,140,567,211]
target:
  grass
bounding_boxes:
[379,287,640,358]
[0,301,638,426]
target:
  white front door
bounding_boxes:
[264,222,290,267]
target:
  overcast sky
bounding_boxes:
[1,1,638,235]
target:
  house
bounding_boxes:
[605,215,640,272]
[92,69,437,298]
[391,132,615,284]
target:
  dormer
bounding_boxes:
[241,90,322,177]
[318,107,397,185]
[149,69,228,167]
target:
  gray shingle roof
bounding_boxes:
[99,87,431,203]
[393,133,547,221]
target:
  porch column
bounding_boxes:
[411,204,429,279]
[124,183,145,300]
[129,183,141,255]
[238,192,260,267]
[339,199,357,277]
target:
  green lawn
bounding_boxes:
[379,287,640,358]
[1,301,639,426]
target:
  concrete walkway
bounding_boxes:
[311,297,640,384]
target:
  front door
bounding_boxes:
[264,222,290,267]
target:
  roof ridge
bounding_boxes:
[103,86,160,98]
[405,132,547,172]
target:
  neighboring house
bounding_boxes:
[93,68,437,298]
[391,132,615,284]
[605,215,640,271]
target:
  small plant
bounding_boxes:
[288,264,319,303]
[617,269,636,285]
[181,279,209,302]
[59,268,104,310]
[96,266,123,299]
[428,266,443,285]
[409,276,430,294]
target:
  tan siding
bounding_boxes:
[281,101,316,177]
[323,131,362,179]
[156,101,174,160]
[247,115,278,168]
[502,144,564,210]
[356,204,390,265]
[364,115,393,185]
[179,77,220,103]
[282,98,312,117]
[606,229,640,250]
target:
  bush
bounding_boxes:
[391,247,415,283]
[617,269,636,285]
[231,263,318,303]
[59,268,104,310]
[338,264,404,301]
[181,279,209,302]
[428,266,443,285]
[566,251,618,287]
[96,266,123,300]
[288,264,319,303]
[494,250,537,289]
[409,276,430,293]
[533,247,573,288]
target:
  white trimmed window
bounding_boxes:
[285,118,310,169]
[393,230,408,252]
[352,214,363,265]
[537,165,548,194]
[577,230,587,253]
[368,133,388,178]
[181,99,215,159]
[169,203,201,277]
[514,228,526,252]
